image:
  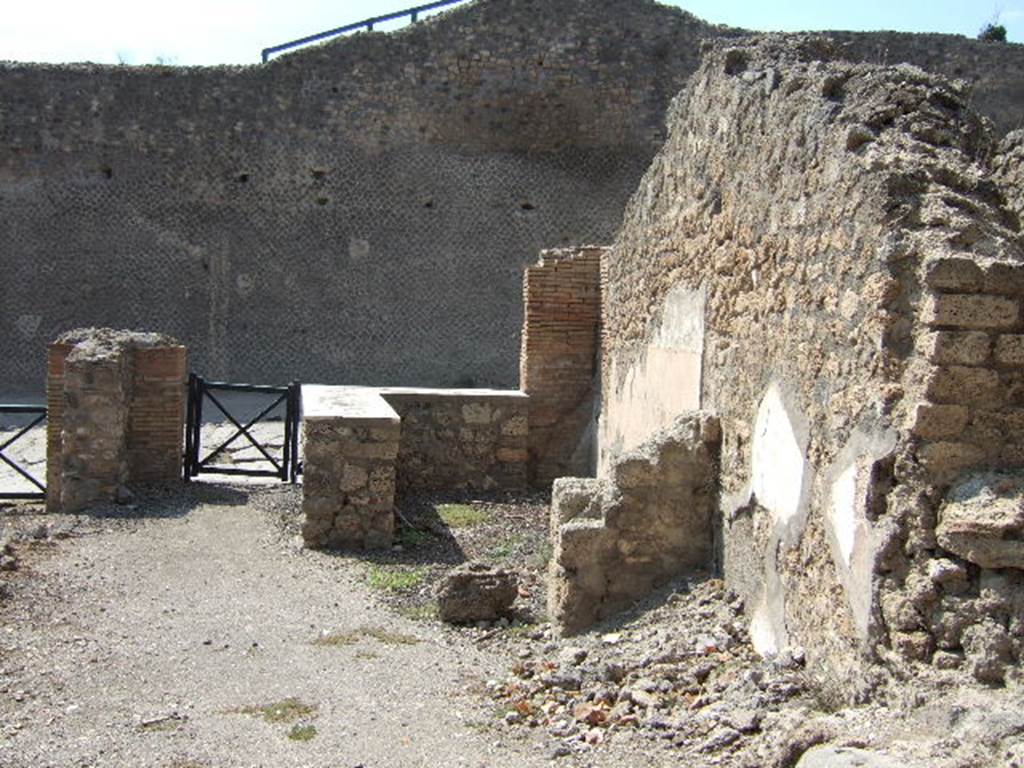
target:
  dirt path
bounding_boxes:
[0,486,550,768]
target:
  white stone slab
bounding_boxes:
[301,385,399,423]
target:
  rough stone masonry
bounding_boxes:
[583,34,1024,691]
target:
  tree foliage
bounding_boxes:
[979,22,1008,42]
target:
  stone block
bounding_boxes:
[937,471,1024,569]
[911,402,969,440]
[924,257,984,292]
[995,335,1024,366]
[918,441,986,481]
[923,294,1019,331]
[921,331,991,365]
[926,366,1002,406]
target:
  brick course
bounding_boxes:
[520,247,605,486]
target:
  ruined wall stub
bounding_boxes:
[46,329,187,512]
[598,36,1024,688]
[549,412,720,635]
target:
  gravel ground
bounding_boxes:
[0,485,554,768]
[2,444,1023,766]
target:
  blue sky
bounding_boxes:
[0,1,1018,66]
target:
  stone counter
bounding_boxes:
[300,385,528,549]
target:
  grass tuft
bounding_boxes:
[398,602,440,622]
[367,565,426,592]
[287,723,318,742]
[313,625,420,647]
[437,503,489,528]
[234,697,317,724]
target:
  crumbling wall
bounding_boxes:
[599,36,1024,686]
[549,413,720,634]
[992,130,1024,224]
[46,328,187,512]
[520,247,604,486]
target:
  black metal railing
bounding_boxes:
[261,0,469,63]
[184,375,301,483]
[0,404,47,501]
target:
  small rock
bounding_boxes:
[600,662,627,683]
[729,709,762,734]
[701,726,741,752]
[573,702,607,726]
[559,646,588,666]
[601,632,622,645]
[541,670,582,691]
[626,688,659,709]
[436,562,518,624]
[796,746,903,767]
[549,744,572,759]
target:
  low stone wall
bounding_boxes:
[301,386,401,550]
[381,388,528,492]
[300,384,528,549]
[46,328,187,512]
[520,247,605,486]
[548,412,720,635]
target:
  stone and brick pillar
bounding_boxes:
[520,246,606,486]
[301,386,400,550]
[45,329,187,513]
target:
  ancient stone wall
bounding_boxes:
[0,0,726,394]
[46,329,187,512]
[598,37,1024,687]
[382,388,528,492]
[5,0,1024,395]
[520,247,604,486]
[301,386,401,550]
[548,413,720,634]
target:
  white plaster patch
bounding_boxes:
[654,282,705,349]
[751,383,806,525]
[829,463,858,567]
[598,284,704,471]
[750,598,780,656]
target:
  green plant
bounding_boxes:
[398,602,440,622]
[398,525,433,548]
[529,539,553,570]
[489,534,525,560]
[313,625,420,647]
[234,698,317,724]
[287,723,318,741]
[367,565,426,591]
[979,22,1008,42]
[437,503,489,528]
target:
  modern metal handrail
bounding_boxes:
[261,0,470,63]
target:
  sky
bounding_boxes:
[0,0,1019,66]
